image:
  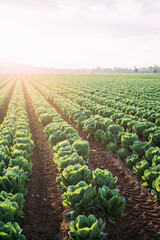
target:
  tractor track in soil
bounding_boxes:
[21,82,69,240]
[0,78,17,124]
[29,81,160,240]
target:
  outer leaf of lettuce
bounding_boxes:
[92,168,117,189]
[96,186,126,224]
[69,214,107,240]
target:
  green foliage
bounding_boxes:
[108,124,124,135]
[0,161,6,175]
[133,160,149,176]
[145,147,160,165]
[0,167,28,195]
[125,154,139,168]
[107,142,117,153]
[39,113,53,126]
[121,133,138,149]
[8,157,33,176]
[120,118,132,129]
[133,122,155,137]
[58,164,91,192]
[152,156,160,167]
[54,145,75,161]
[62,181,96,215]
[130,141,150,157]
[143,127,160,140]
[0,191,24,210]
[149,131,160,147]
[151,175,160,202]
[92,168,117,189]
[56,153,86,172]
[0,221,25,240]
[0,199,24,223]
[116,148,127,160]
[94,129,105,142]
[101,131,113,144]
[96,186,126,224]
[72,139,90,160]
[142,165,160,188]
[83,118,97,136]
[69,214,107,240]
[155,118,160,126]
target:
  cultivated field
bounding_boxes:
[0,74,160,240]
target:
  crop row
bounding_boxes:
[24,80,126,239]
[29,78,160,202]
[0,79,34,239]
[0,79,15,110]
[32,75,160,124]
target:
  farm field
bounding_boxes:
[0,74,160,240]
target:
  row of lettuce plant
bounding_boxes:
[0,78,16,110]
[0,79,34,239]
[31,75,160,125]
[36,80,160,143]
[25,80,126,239]
[0,76,12,90]
[28,79,160,202]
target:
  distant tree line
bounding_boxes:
[92,65,160,74]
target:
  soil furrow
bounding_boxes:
[30,82,160,240]
[21,83,68,240]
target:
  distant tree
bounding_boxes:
[134,66,138,73]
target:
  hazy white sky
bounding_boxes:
[0,0,160,68]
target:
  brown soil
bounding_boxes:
[21,82,69,240]
[30,82,160,240]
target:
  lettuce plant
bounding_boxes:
[121,133,138,149]
[130,141,150,157]
[151,175,160,202]
[116,148,127,160]
[152,156,160,167]
[108,124,124,135]
[107,142,117,153]
[72,139,90,161]
[83,118,97,136]
[58,164,91,192]
[149,131,160,147]
[125,154,139,168]
[0,221,25,240]
[94,129,105,142]
[0,167,28,195]
[142,165,160,188]
[9,156,33,176]
[0,191,25,210]
[101,131,113,144]
[96,186,126,224]
[0,199,24,223]
[62,181,96,216]
[39,113,53,126]
[0,161,6,175]
[55,152,86,172]
[54,145,75,161]
[133,160,149,176]
[92,168,117,189]
[69,214,107,240]
[145,147,160,165]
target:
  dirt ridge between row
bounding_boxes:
[30,80,160,240]
[21,82,68,240]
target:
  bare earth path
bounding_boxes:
[31,82,160,240]
[21,83,68,240]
